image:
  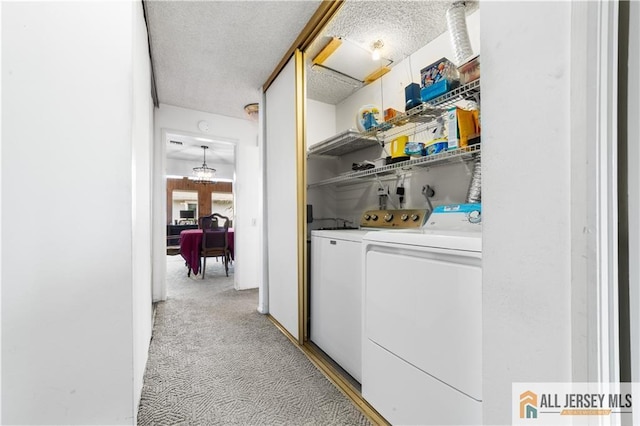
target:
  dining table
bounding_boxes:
[180,228,235,276]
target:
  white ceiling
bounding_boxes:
[145,0,322,120]
[166,132,235,166]
[146,0,322,171]
[146,0,478,168]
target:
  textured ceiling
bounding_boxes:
[146,0,478,167]
[145,0,322,120]
[306,0,478,105]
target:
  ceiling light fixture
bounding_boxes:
[312,37,392,85]
[371,40,384,61]
[244,103,259,121]
[193,145,216,184]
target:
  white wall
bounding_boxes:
[306,98,336,148]
[2,1,153,423]
[306,99,339,232]
[481,2,573,424]
[153,104,261,293]
[265,57,300,339]
[131,1,154,420]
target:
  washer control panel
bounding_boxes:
[425,203,482,231]
[360,209,428,228]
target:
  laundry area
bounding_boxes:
[304,3,482,424]
[261,0,638,424]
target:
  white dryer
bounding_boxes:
[362,204,482,425]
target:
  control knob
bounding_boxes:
[363,214,371,221]
[384,213,394,222]
[468,210,481,224]
[410,214,420,222]
[371,214,378,221]
[400,214,409,221]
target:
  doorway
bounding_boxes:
[163,130,236,292]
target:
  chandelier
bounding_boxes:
[193,145,216,184]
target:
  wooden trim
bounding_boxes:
[302,343,390,426]
[267,314,299,346]
[141,0,159,107]
[364,66,391,85]
[312,37,342,65]
[263,0,344,92]
[266,315,389,425]
[294,50,308,345]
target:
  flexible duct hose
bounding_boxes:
[466,158,482,203]
[446,2,474,66]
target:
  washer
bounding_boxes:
[310,229,370,381]
[361,204,482,425]
[310,209,429,383]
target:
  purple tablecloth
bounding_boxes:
[180,228,234,275]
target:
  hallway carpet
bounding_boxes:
[137,256,370,426]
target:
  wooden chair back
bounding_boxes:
[199,213,231,278]
[199,213,230,230]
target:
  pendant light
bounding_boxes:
[193,145,216,184]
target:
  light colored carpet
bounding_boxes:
[137,255,371,426]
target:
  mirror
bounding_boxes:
[172,190,198,225]
[211,192,234,228]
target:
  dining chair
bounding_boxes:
[199,213,226,230]
[200,213,231,278]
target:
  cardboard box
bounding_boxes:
[420,57,459,88]
[458,55,480,85]
[447,107,480,149]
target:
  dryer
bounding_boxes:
[361,204,482,425]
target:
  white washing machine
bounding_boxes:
[310,209,430,384]
[310,228,369,382]
[361,204,482,425]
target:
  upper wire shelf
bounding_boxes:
[426,78,480,109]
[307,79,481,157]
[306,129,378,157]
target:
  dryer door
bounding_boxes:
[363,241,482,400]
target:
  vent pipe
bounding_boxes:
[446,2,474,65]
[466,158,482,203]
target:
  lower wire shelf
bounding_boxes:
[307,144,481,189]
